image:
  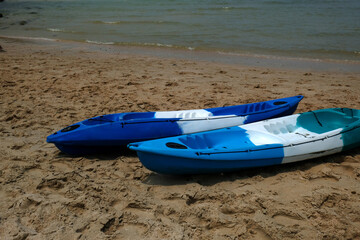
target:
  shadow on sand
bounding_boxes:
[54,146,138,161]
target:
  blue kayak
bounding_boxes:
[47,95,303,155]
[128,108,360,175]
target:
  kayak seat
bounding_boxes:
[264,121,297,135]
[83,114,119,125]
[316,111,359,129]
[175,111,211,119]
[211,102,272,116]
[179,129,250,150]
[297,110,360,134]
[246,102,271,113]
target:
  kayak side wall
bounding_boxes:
[342,125,360,151]
[136,149,284,175]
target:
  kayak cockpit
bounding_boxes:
[297,108,360,134]
[82,114,120,125]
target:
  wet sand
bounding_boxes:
[0,37,359,239]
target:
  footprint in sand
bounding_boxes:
[272,213,303,226]
[51,161,74,173]
[249,227,273,240]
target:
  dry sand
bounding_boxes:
[0,37,360,240]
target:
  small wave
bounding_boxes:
[91,20,180,25]
[142,42,195,50]
[217,49,360,64]
[47,28,63,32]
[47,28,77,33]
[80,39,196,51]
[84,40,195,51]
[1,35,56,42]
[85,40,115,45]
[144,42,174,48]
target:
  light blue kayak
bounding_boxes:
[128,108,360,175]
[47,95,303,155]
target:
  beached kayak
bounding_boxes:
[47,95,303,155]
[128,108,360,175]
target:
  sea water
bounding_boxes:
[0,0,359,61]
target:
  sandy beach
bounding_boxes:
[0,37,359,239]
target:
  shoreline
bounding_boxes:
[0,34,359,239]
[1,35,360,73]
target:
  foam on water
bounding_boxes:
[85,40,115,45]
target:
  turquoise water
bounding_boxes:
[1,0,359,61]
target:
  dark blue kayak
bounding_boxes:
[47,95,303,155]
[128,108,360,175]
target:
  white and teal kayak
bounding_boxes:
[128,108,360,175]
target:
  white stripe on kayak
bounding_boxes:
[282,130,343,163]
[240,114,345,163]
[154,109,212,119]
[178,116,247,134]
